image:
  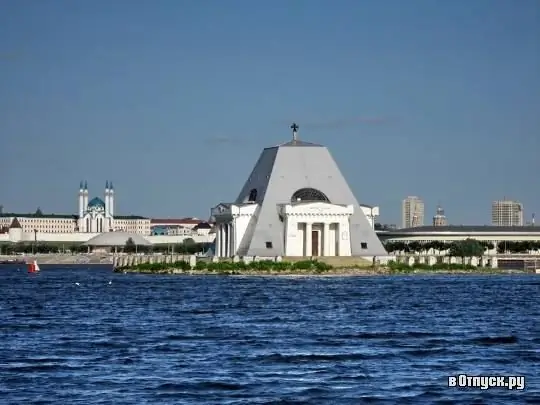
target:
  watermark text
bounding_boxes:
[448,374,525,390]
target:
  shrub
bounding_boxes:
[118,259,336,273]
[386,260,483,273]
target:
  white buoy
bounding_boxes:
[75,282,80,286]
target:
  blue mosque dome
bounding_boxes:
[88,197,106,208]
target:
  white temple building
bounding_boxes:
[211,123,387,258]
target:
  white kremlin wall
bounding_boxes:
[0,230,215,245]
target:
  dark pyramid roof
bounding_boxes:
[9,217,22,229]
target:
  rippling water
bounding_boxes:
[0,267,538,404]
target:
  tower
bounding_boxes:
[78,181,84,219]
[78,181,89,232]
[109,181,114,217]
[83,181,88,210]
[402,196,424,228]
[105,181,110,217]
[433,204,448,226]
[211,123,387,257]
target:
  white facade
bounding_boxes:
[0,181,151,239]
[78,181,118,233]
[0,226,214,245]
[280,202,354,256]
[380,226,540,256]
[211,201,356,258]
[492,200,523,226]
[212,203,258,257]
[0,214,78,234]
[402,196,424,228]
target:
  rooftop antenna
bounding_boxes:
[290,122,299,141]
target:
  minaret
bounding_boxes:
[105,180,110,217]
[109,181,114,217]
[78,181,84,219]
[83,181,89,211]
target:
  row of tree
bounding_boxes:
[2,238,538,257]
[123,238,211,255]
[384,239,540,255]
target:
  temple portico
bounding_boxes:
[212,201,355,258]
[280,202,354,256]
[215,221,235,258]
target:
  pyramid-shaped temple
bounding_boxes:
[211,124,388,258]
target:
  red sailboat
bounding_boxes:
[28,260,41,274]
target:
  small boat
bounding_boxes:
[0,259,26,265]
[28,260,41,274]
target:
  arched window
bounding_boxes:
[248,188,258,202]
[291,188,330,203]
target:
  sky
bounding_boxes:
[1,0,539,226]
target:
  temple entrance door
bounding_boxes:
[312,230,319,256]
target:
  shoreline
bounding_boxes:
[114,267,531,276]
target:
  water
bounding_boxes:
[0,267,538,404]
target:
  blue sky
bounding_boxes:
[1,0,538,225]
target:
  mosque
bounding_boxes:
[211,123,387,258]
[0,182,151,243]
[76,181,150,234]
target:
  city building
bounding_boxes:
[0,183,213,245]
[492,200,523,226]
[402,196,424,228]
[150,218,213,236]
[432,204,448,226]
[379,225,540,255]
[210,123,387,258]
[0,182,151,236]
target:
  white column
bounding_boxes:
[219,224,224,257]
[224,224,229,257]
[221,225,225,257]
[226,223,231,257]
[230,220,235,256]
[215,224,221,257]
[305,222,312,257]
[283,216,288,256]
[222,224,226,257]
[228,223,232,256]
[323,222,330,256]
[335,222,340,256]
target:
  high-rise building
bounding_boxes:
[433,204,448,226]
[402,196,424,228]
[491,200,523,226]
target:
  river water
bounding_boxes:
[0,267,538,404]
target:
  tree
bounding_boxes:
[448,238,485,258]
[124,237,137,253]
